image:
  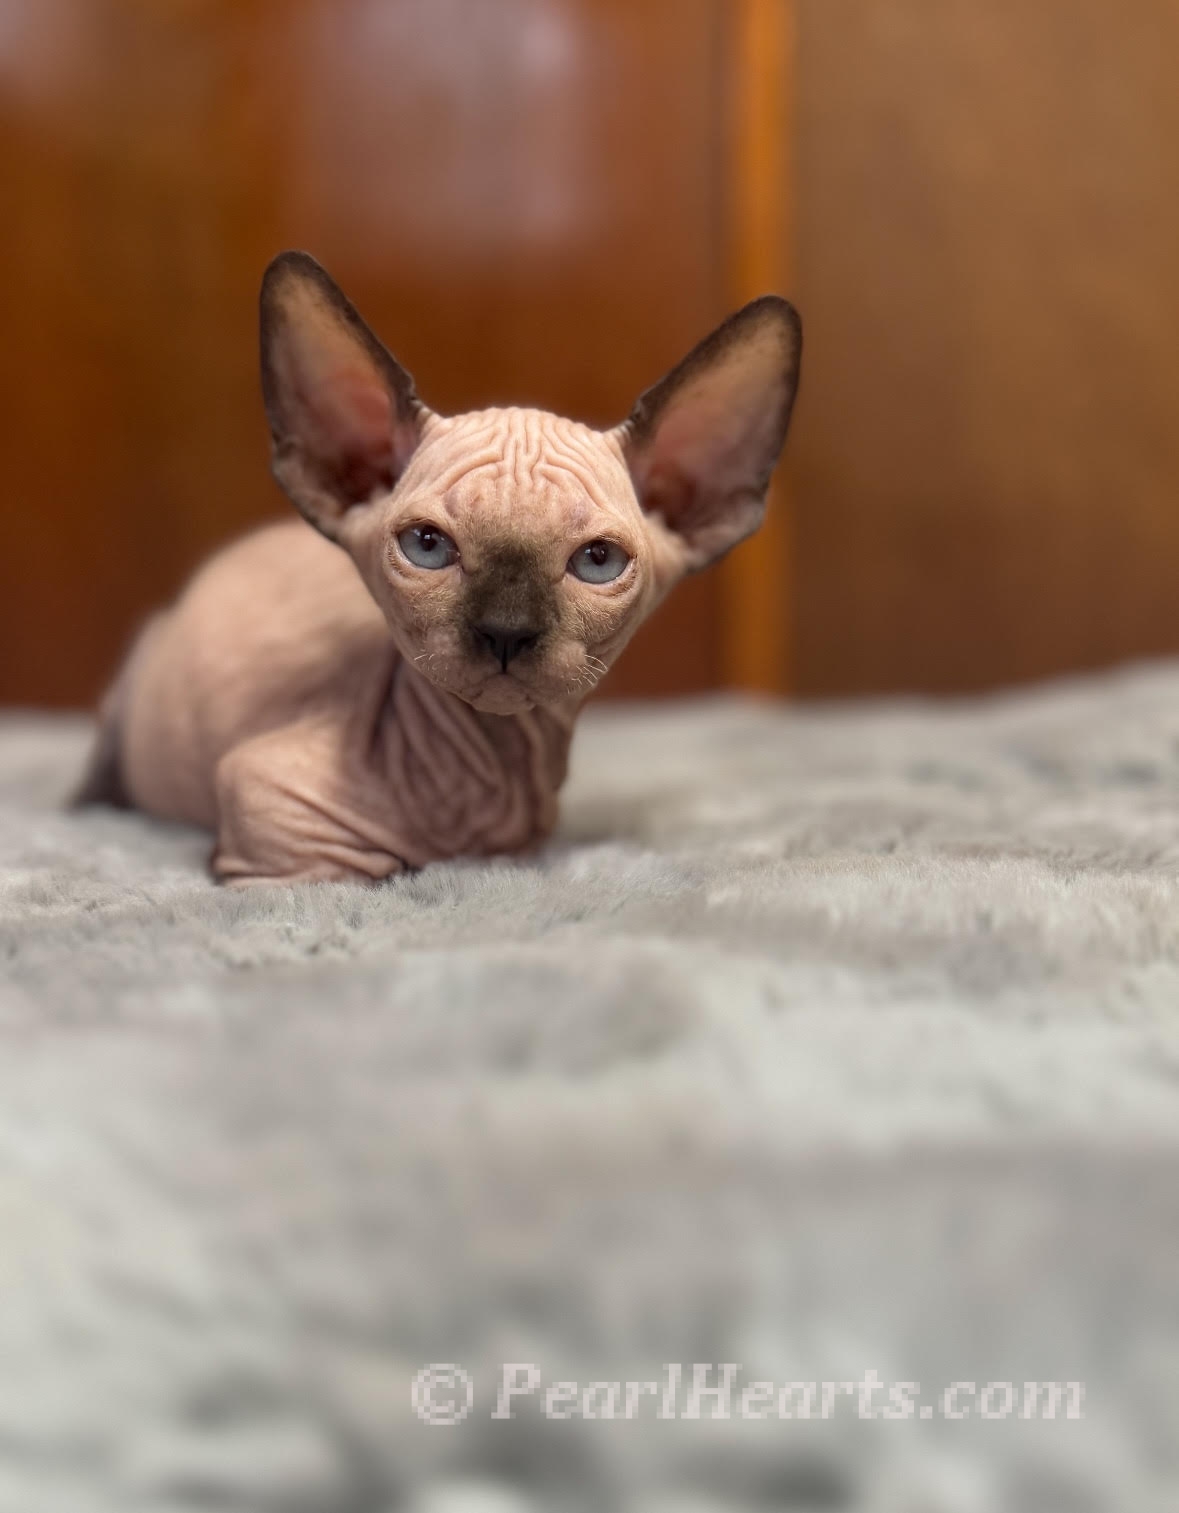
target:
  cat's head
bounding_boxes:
[259,251,801,715]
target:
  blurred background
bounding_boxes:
[2,0,1178,708]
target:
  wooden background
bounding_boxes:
[793,0,1179,695]
[4,0,1179,707]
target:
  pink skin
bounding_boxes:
[82,253,800,885]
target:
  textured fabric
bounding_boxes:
[3,665,1179,1512]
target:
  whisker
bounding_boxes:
[565,662,604,698]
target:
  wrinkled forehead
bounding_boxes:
[403,408,635,539]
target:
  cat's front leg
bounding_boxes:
[211,728,408,887]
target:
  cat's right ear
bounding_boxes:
[259,251,429,541]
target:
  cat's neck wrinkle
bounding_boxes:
[373,657,575,863]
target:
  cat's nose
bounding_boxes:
[472,622,541,672]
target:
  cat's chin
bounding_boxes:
[462,678,538,717]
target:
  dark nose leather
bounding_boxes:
[472,622,540,672]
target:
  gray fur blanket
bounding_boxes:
[3,665,1179,1513]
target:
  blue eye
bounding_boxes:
[398,524,459,569]
[567,539,629,584]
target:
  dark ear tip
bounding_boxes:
[736,292,803,347]
[260,249,331,303]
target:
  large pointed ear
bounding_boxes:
[259,251,428,541]
[619,295,801,569]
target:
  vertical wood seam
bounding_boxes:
[718,0,795,693]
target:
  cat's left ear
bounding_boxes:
[259,251,429,541]
[618,295,801,569]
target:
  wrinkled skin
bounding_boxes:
[343,407,683,718]
[78,253,801,885]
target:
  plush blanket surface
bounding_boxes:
[3,666,1179,1513]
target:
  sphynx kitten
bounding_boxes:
[77,252,801,886]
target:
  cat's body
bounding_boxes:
[90,516,572,883]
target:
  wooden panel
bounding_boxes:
[0,0,752,707]
[793,0,1179,695]
[0,0,284,707]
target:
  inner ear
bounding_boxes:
[620,295,801,569]
[260,251,428,539]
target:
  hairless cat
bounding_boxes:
[77,253,801,885]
